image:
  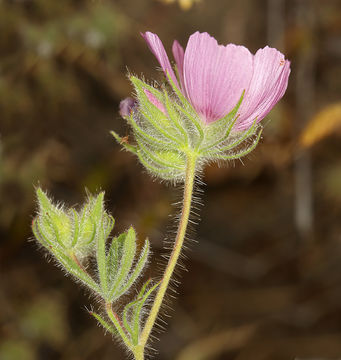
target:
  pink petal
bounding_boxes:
[234,46,291,131]
[182,32,253,124]
[141,32,179,88]
[144,89,167,115]
[172,40,185,89]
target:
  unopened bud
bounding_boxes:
[119,97,137,118]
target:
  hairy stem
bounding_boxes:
[139,152,197,350]
[133,346,144,360]
[105,302,132,351]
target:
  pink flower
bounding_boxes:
[142,31,290,131]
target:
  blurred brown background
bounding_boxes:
[1,0,341,359]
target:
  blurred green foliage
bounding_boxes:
[0,293,68,360]
[0,0,127,128]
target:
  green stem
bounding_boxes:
[133,346,144,360]
[139,152,197,349]
[105,302,133,351]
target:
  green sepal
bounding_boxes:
[130,76,164,108]
[162,89,188,144]
[136,151,184,181]
[165,71,205,146]
[213,126,263,160]
[110,130,137,154]
[205,118,259,158]
[135,135,186,178]
[201,90,244,152]
[130,76,181,144]
[113,72,265,182]
[127,112,171,148]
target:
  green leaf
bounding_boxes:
[121,279,155,345]
[109,227,136,301]
[131,281,160,345]
[36,188,55,214]
[130,76,164,105]
[35,188,71,248]
[96,220,108,298]
[89,311,118,336]
[107,232,126,281]
[50,246,101,294]
[71,210,80,247]
[122,299,138,341]
[113,238,150,300]
[90,192,105,224]
[137,278,152,298]
[32,218,53,248]
[103,215,115,241]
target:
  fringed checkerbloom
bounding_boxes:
[113,31,291,181]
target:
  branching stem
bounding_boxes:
[105,302,132,351]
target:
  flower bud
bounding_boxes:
[32,188,111,261]
[119,97,137,118]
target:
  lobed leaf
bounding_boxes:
[107,232,126,282]
[109,227,137,301]
[96,222,109,297]
[113,239,150,300]
[90,192,105,225]
[131,281,160,345]
[71,210,80,247]
[121,279,159,345]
